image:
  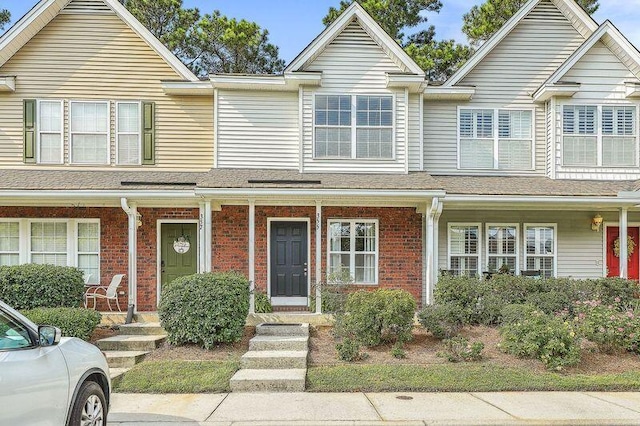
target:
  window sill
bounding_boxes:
[312,157,396,162]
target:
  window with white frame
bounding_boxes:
[459,108,533,170]
[315,95,393,159]
[70,101,109,164]
[0,221,20,266]
[525,225,556,278]
[563,105,637,167]
[448,224,480,276]
[37,100,63,164]
[486,225,518,272]
[77,222,100,284]
[30,222,68,267]
[328,220,377,284]
[117,102,141,165]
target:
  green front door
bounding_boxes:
[160,223,198,293]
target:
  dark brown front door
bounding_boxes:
[270,221,308,297]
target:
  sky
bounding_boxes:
[2,0,640,64]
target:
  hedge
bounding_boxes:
[22,307,102,341]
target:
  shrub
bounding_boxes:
[418,304,465,339]
[391,342,407,359]
[254,291,272,313]
[500,303,537,325]
[0,264,84,310]
[335,289,416,347]
[434,275,482,322]
[525,291,571,315]
[441,336,484,362]
[500,310,580,370]
[310,271,355,314]
[22,307,101,341]
[336,337,362,362]
[158,272,250,349]
[574,300,640,354]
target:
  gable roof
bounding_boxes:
[443,0,598,87]
[284,2,424,76]
[0,0,198,82]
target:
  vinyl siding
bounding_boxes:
[408,94,422,171]
[302,20,408,173]
[438,210,609,279]
[424,0,585,176]
[0,12,213,170]
[555,42,640,180]
[216,90,299,169]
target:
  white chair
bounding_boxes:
[84,274,125,312]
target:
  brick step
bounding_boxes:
[118,322,165,335]
[97,334,166,352]
[249,335,309,351]
[229,369,306,392]
[104,350,149,368]
[256,323,309,337]
[240,350,308,369]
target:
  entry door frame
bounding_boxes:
[156,219,200,306]
[603,222,640,279]
[267,217,311,306]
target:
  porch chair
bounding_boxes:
[520,270,542,278]
[84,274,125,312]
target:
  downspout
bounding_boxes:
[120,198,138,312]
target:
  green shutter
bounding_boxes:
[23,99,36,163]
[142,102,155,165]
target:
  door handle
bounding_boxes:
[161,260,165,273]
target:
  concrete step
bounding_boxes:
[249,335,308,351]
[104,350,149,368]
[240,350,308,369]
[118,322,165,336]
[134,313,160,323]
[229,369,306,392]
[97,334,166,352]
[256,323,309,337]
[109,368,130,381]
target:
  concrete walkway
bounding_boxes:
[108,391,640,425]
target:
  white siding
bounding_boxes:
[424,0,585,175]
[302,20,408,173]
[216,91,299,169]
[555,42,640,180]
[408,94,422,171]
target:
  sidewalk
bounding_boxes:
[108,391,640,425]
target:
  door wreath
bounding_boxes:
[613,236,636,259]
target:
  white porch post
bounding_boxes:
[120,198,137,310]
[198,201,212,273]
[315,200,322,314]
[620,207,628,278]
[248,199,256,314]
[432,201,443,289]
[424,198,443,306]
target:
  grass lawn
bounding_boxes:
[307,364,640,392]
[113,360,239,393]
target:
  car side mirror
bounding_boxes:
[38,325,61,347]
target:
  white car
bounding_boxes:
[0,300,110,426]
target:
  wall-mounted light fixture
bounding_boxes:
[136,212,143,228]
[591,214,603,232]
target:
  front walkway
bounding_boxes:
[108,391,640,425]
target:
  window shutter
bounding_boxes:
[142,102,155,165]
[23,99,36,163]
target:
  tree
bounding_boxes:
[323,0,472,82]
[122,0,284,76]
[463,0,599,47]
[0,9,10,32]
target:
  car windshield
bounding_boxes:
[0,311,32,350]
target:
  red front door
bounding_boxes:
[607,227,640,279]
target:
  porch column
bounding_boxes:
[315,200,322,314]
[120,198,137,310]
[424,198,443,306]
[248,199,256,314]
[620,207,629,278]
[198,201,212,273]
[432,201,443,288]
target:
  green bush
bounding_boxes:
[159,272,250,349]
[441,336,484,362]
[418,304,465,339]
[336,289,416,347]
[336,337,362,362]
[391,342,406,359]
[500,310,580,370]
[500,303,537,325]
[0,264,84,310]
[22,307,101,341]
[524,291,571,315]
[310,271,356,314]
[254,291,272,313]
[574,300,640,354]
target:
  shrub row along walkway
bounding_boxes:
[108,391,640,425]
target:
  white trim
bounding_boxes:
[485,223,520,274]
[249,200,255,313]
[213,88,219,169]
[0,76,16,92]
[523,223,558,278]
[210,73,322,91]
[315,201,322,313]
[36,99,64,165]
[266,218,312,305]
[69,100,111,165]
[447,223,482,276]
[115,101,142,166]
[299,86,305,173]
[285,2,424,75]
[419,92,424,171]
[423,86,475,100]
[326,218,379,285]
[404,88,409,174]
[156,219,199,307]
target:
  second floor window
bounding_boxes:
[458,108,533,170]
[562,105,637,167]
[70,101,109,164]
[315,94,393,160]
[117,102,141,165]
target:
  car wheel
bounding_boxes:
[68,381,106,426]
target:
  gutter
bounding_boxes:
[195,188,447,198]
[444,194,640,205]
[0,190,196,199]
